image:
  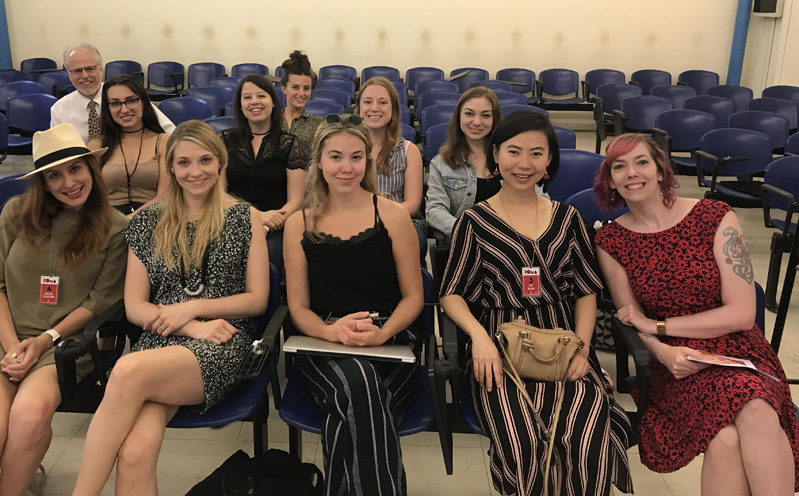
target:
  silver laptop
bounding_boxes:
[283,335,416,363]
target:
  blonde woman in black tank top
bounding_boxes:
[283,115,423,495]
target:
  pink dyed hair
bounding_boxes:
[593,134,678,211]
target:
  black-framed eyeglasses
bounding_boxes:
[325,113,363,126]
[68,64,100,75]
[108,97,141,110]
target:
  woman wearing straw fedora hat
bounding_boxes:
[0,123,128,496]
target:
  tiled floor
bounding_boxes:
[8,129,799,495]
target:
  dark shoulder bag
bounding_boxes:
[186,449,323,496]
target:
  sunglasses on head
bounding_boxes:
[325,114,363,126]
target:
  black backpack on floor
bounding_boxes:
[186,448,323,496]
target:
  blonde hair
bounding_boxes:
[155,120,234,273]
[303,119,376,242]
[355,77,401,175]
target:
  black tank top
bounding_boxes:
[302,195,402,317]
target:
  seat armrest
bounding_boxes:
[693,150,748,192]
[446,70,470,81]
[428,332,455,474]
[55,299,125,404]
[628,80,640,87]
[610,319,651,426]
[439,311,460,365]
[166,72,184,91]
[612,110,626,137]
[651,127,672,159]
[676,81,688,87]
[610,319,650,374]
[762,184,796,234]
[534,80,543,100]
[433,228,448,252]
[580,80,591,101]
[651,127,669,138]
[82,299,125,342]
[260,304,289,410]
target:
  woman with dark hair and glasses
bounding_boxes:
[88,75,169,216]
[283,114,423,495]
[439,110,634,495]
[279,50,323,159]
[221,74,307,271]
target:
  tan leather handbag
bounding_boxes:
[497,317,584,382]
[495,317,585,496]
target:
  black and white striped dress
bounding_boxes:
[440,201,634,495]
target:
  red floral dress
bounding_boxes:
[595,199,799,487]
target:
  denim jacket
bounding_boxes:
[425,155,478,237]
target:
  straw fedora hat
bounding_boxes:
[20,124,107,179]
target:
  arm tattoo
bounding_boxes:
[638,332,659,342]
[722,227,754,284]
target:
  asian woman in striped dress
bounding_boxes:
[439,110,634,496]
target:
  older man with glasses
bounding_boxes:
[49,43,175,143]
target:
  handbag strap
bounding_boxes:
[498,333,565,496]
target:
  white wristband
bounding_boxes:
[43,329,61,347]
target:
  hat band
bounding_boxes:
[34,147,92,170]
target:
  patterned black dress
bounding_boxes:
[125,202,255,413]
[440,201,634,496]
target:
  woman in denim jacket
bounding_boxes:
[426,88,502,240]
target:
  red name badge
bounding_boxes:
[521,267,541,298]
[39,276,59,305]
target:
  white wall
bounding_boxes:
[3,0,787,91]
[766,0,799,89]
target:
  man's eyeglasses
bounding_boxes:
[68,65,99,76]
[108,97,141,110]
[325,114,364,126]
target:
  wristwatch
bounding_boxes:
[656,319,667,337]
[43,329,61,347]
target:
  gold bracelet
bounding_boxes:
[656,319,667,337]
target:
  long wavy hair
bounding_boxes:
[154,120,234,273]
[355,77,401,175]
[303,119,375,242]
[99,75,165,165]
[15,155,112,270]
[233,74,282,152]
[440,87,502,170]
